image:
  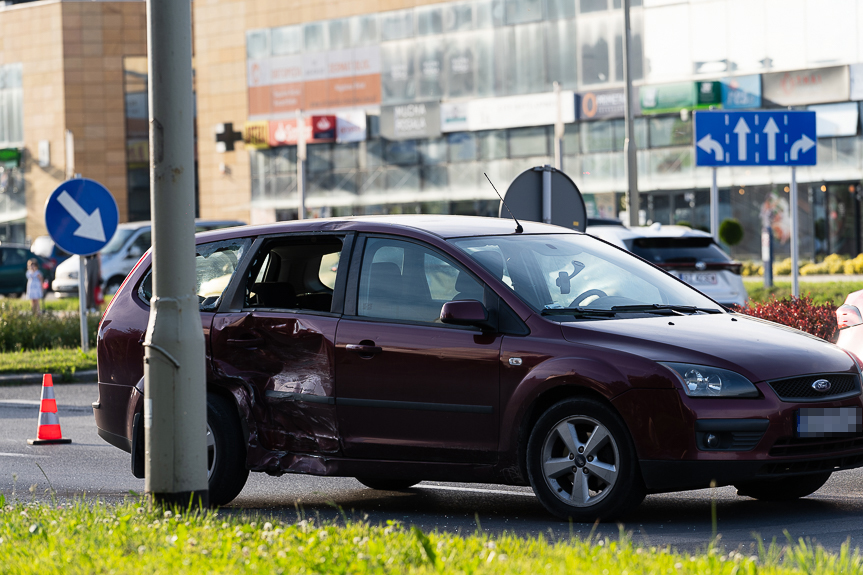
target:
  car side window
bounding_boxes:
[138,239,248,311]
[358,237,485,324]
[5,249,27,266]
[129,231,151,258]
[244,235,343,313]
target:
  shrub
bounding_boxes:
[741,261,764,276]
[0,303,99,352]
[733,295,838,342]
[718,218,744,246]
[773,257,793,276]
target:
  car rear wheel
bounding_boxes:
[734,472,831,501]
[526,398,645,522]
[356,478,420,491]
[207,393,249,506]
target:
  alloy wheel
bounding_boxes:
[540,415,620,507]
[206,423,216,480]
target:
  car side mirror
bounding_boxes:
[440,300,491,329]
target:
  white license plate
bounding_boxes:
[678,272,717,285]
[797,407,863,438]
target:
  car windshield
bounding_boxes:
[450,233,723,319]
[101,229,136,255]
[625,237,732,264]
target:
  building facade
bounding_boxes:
[1,0,862,264]
[0,0,146,241]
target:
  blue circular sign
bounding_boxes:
[44,178,119,256]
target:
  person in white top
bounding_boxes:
[26,259,44,315]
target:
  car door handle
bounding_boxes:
[346,344,382,355]
[227,337,265,348]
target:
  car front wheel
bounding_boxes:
[735,472,831,501]
[526,397,645,522]
[207,393,250,506]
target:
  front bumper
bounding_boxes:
[52,278,79,295]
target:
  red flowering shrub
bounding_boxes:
[731,296,839,343]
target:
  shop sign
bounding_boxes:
[243,121,270,149]
[380,102,441,140]
[440,91,575,133]
[720,75,761,109]
[0,148,22,169]
[850,63,863,101]
[336,111,367,143]
[576,88,640,120]
[808,102,859,138]
[267,115,338,147]
[762,66,849,106]
[640,81,720,115]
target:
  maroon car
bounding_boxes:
[93,216,863,520]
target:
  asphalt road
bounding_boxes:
[2,382,863,553]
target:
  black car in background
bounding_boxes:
[0,244,53,298]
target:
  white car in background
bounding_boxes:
[52,219,244,297]
[586,221,747,308]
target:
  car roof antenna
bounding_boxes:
[484,172,523,234]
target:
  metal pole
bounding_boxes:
[791,167,799,298]
[542,166,552,224]
[296,109,306,220]
[144,0,208,508]
[78,257,88,353]
[553,81,564,171]
[710,168,719,243]
[622,0,639,227]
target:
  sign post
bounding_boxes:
[694,110,817,298]
[44,178,119,353]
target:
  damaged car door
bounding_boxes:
[210,233,352,460]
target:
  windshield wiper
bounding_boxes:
[541,307,618,318]
[610,304,722,315]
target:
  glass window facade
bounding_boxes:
[0,63,24,145]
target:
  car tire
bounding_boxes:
[356,478,420,491]
[526,397,645,522]
[207,393,250,506]
[734,472,831,501]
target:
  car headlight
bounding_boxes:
[659,362,759,398]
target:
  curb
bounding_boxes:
[0,369,97,386]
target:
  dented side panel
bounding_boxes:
[210,311,340,466]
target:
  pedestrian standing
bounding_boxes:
[26,258,44,315]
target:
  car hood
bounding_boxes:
[560,313,854,383]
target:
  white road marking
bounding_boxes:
[417,484,535,497]
[0,452,47,458]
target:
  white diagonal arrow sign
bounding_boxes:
[56,191,106,242]
[790,133,815,160]
[733,117,750,161]
[696,134,724,162]
[763,117,780,161]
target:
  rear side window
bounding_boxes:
[625,237,732,264]
[138,239,249,311]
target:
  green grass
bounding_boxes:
[0,296,86,312]
[0,499,860,575]
[0,347,96,378]
[745,280,863,306]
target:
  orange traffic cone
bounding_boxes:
[27,374,72,445]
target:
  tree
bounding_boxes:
[719,218,744,246]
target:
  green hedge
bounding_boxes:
[0,303,98,352]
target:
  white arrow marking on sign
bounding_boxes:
[57,191,105,242]
[763,117,780,161]
[733,117,750,161]
[696,134,724,162]
[790,133,815,160]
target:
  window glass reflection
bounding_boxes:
[509,126,549,157]
[478,130,508,160]
[648,116,692,148]
[351,14,380,46]
[511,23,547,94]
[446,33,476,98]
[416,6,444,36]
[271,25,302,55]
[246,29,270,59]
[381,9,414,41]
[381,41,416,103]
[328,19,352,49]
[416,38,445,99]
[444,2,474,31]
[579,15,611,85]
[546,19,579,89]
[448,132,478,162]
[580,0,607,13]
[304,22,327,52]
[505,0,544,24]
[420,138,448,165]
[547,0,576,19]
[385,140,419,165]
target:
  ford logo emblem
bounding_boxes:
[812,379,832,392]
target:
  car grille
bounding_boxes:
[769,435,863,457]
[767,373,861,402]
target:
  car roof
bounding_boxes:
[586,223,713,242]
[194,215,577,243]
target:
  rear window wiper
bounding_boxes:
[610,304,723,315]
[541,306,618,318]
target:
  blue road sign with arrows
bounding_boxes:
[694,110,817,167]
[44,178,119,256]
